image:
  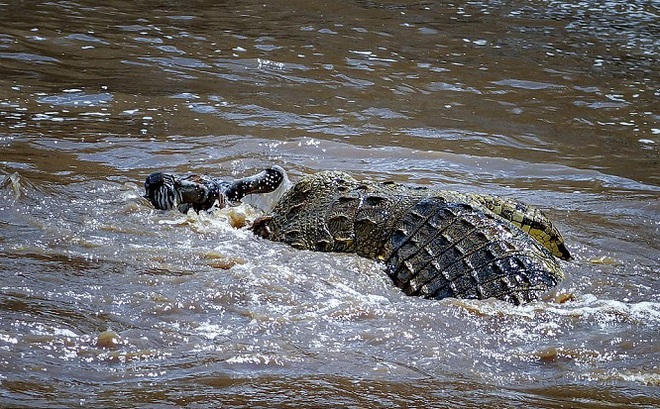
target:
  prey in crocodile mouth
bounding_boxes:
[143,166,571,305]
[143,166,288,214]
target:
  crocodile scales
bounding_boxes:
[144,167,570,305]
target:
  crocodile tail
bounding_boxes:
[470,194,571,260]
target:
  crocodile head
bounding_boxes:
[144,166,290,213]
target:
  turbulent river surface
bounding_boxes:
[1,0,658,407]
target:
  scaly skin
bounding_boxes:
[145,168,570,305]
[252,171,567,305]
[469,194,571,260]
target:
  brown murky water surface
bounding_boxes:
[1,0,658,407]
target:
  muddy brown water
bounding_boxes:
[0,0,658,407]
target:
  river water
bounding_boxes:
[0,0,658,407]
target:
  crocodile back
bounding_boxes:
[385,196,563,304]
[257,171,564,304]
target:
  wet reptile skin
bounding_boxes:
[252,171,568,305]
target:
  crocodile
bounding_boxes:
[144,166,570,305]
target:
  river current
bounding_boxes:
[0,1,658,407]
